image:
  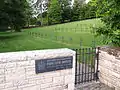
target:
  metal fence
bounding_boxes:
[74,47,99,84]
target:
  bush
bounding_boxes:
[92,0,120,46]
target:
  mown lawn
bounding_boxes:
[0,18,104,53]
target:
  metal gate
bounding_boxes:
[74,47,100,84]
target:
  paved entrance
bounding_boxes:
[75,81,115,90]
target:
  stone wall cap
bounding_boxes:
[0,48,76,61]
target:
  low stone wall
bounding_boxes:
[0,48,75,90]
[99,48,120,90]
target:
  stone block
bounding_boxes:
[19,83,36,89]
[115,87,120,90]
[107,82,115,88]
[51,82,64,87]
[53,76,64,84]
[41,87,54,90]
[0,69,5,75]
[2,87,17,90]
[60,69,72,76]
[51,86,64,90]
[52,86,64,90]
[36,78,53,85]
[65,75,74,84]
[40,71,61,79]
[5,68,26,82]
[17,61,35,67]
[6,62,16,68]
[22,85,40,90]
[0,75,5,83]
[25,66,35,72]
[4,82,13,88]
[13,80,29,87]
[0,83,5,89]
[40,82,52,89]
[68,83,74,90]
[25,67,36,78]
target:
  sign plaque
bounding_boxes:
[35,56,73,74]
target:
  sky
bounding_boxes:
[28,0,90,4]
[86,0,90,3]
[71,0,90,4]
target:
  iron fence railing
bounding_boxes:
[74,47,99,84]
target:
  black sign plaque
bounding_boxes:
[35,56,73,74]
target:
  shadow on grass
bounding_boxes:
[0,32,23,40]
[0,35,20,40]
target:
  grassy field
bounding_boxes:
[0,18,104,53]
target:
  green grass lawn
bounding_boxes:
[0,18,104,53]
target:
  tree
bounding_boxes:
[88,2,97,19]
[59,0,72,22]
[31,0,49,26]
[25,2,34,27]
[0,0,9,31]
[48,0,62,25]
[70,0,81,21]
[0,0,31,32]
[70,0,96,22]
[92,0,120,46]
[0,0,4,9]
[83,2,97,19]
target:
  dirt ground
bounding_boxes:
[100,46,120,57]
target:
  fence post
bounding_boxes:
[96,47,100,81]
[92,40,96,48]
[80,40,82,48]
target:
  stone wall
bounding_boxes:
[0,48,75,90]
[99,49,120,90]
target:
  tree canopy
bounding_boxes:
[0,0,32,32]
[91,0,120,46]
[48,0,62,24]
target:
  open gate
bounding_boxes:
[74,47,100,84]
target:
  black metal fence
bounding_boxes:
[74,47,99,84]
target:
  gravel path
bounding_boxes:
[75,81,115,90]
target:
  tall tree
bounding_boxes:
[48,0,62,25]
[59,0,72,22]
[25,1,34,27]
[70,0,81,21]
[0,0,4,9]
[70,0,96,21]
[0,0,31,32]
